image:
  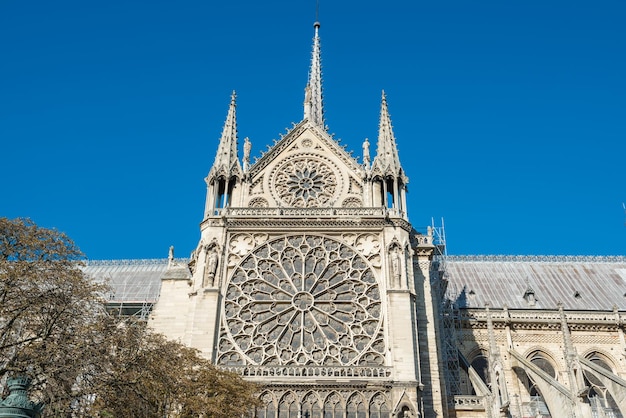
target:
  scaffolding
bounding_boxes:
[84,259,166,321]
[430,218,462,400]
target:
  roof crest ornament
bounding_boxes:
[303,20,324,129]
[208,91,243,180]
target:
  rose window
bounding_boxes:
[272,158,338,207]
[219,235,385,366]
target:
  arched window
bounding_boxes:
[301,392,322,418]
[369,393,390,418]
[256,392,276,418]
[278,392,298,418]
[584,352,623,418]
[323,393,344,418]
[346,394,366,418]
[458,351,490,396]
[519,351,555,417]
[471,353,490,386]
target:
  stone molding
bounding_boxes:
[461,308,625,331]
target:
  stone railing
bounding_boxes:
[452,395,485,409]
[216,207,389,218]
[215,207,400,218]
[461,309,624,325]
[221,365,392,379]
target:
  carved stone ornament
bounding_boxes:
[218,234,385,366]
[271,157,340,208]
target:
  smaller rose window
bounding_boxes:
[288,166,326,201]
[272,158,338,207]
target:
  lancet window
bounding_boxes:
[253,391,390,418]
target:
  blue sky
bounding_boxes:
[2,1,625,259]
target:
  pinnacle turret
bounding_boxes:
[372,91,404,178]
[208,91,243,181]
[303,21,324,129]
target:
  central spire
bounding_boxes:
[303,21,324,129]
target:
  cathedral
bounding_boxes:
[86,21,626,418]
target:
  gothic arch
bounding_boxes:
[467,348,491,386]
[583,349,618,371]
[521,348,560,377]
[346,392,367,418]
[278,391,299,418]
[582,350,624,417]
[515,349,559,417]
[369,392,391,418]
[256,391,278,418]
[323,392,345,418]
[301,391,322,418]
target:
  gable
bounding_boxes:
[245,121,365,208]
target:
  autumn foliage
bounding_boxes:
[0,218,259,417]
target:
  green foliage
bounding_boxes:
[0,218,260,417]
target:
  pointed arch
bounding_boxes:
[256,391,277,418]
[346,392,367,418]
[278,391,298,418]
[323,392,345,418]
[369,392,391,418]
[581,350,625,417]
[512,349,562,417]
[301,391,322,418]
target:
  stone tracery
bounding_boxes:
[271,157,339,207]
[218,234,385,367]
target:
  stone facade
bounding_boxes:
[144,21,626,418]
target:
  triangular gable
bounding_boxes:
[249,120,362,178]
[244,120,366,208]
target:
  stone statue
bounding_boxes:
[362,138,370,166]
[390,246,401,287]
[203,242,219,287]
[243,137,251,171]
[168,245,174,261]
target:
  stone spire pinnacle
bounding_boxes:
[304,21,324,129]
[373,91,403,177]
[208,91,242,180]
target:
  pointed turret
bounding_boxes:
[369,91,409,218]
[208,91,242,180]
[372,91,403,177]
[204,92,244,217]
[303,21,324,129]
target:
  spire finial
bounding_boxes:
[372,90,404,177]
[304,17,324,128]
[208,92,243,180]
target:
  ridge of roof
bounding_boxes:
[447,255,626,263]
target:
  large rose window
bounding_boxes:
[271,158,338,207]
[219,235,385,366]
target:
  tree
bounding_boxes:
[91,323,259,418]
[0,218,260,417]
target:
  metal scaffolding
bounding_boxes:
[430,218,462,399]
